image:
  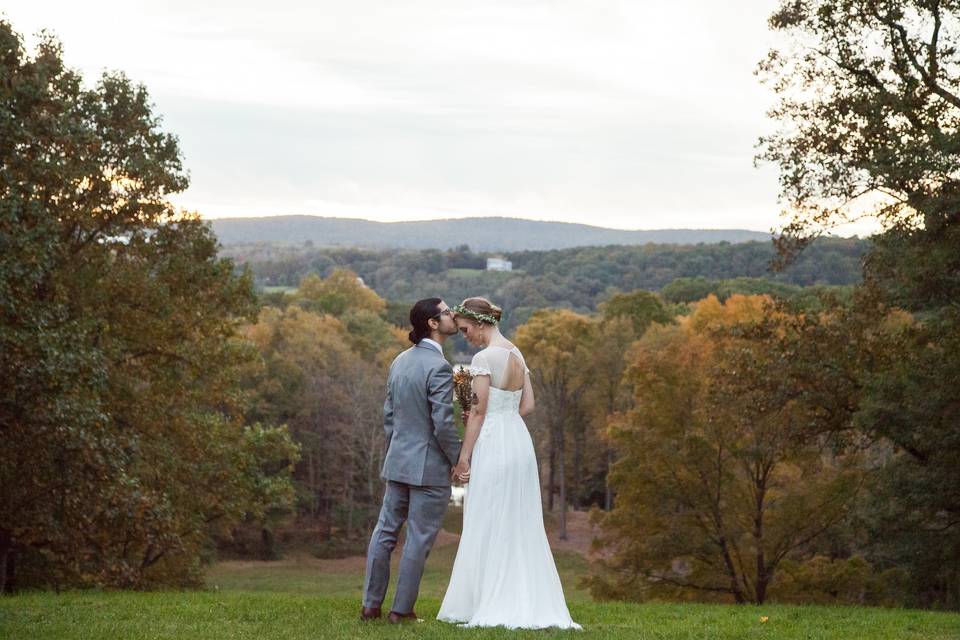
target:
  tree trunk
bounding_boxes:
[367,427,379,500]
[307,449,317,518]
[547,427,556,512]
[604,448,614,511]
[317,416,327,522]
[345,463,354,538]
[558,420,568,541]
[753,475,768,604]
[261,527,276,560]
[0,529,11,594]
[572,421,583,510]
[719,537,745,604]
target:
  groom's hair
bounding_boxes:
[408,298,442,345]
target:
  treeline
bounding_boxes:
[225,238,867,332]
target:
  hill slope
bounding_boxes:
[210,215,772,251]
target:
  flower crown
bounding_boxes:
[452,303,499,325]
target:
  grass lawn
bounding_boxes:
[447,268,486,278]
[447,269,522,279]
[3,509,960,639]
[5,590,960,640]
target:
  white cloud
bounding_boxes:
[5,1,811,232]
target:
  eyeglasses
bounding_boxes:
[432,309,453,320]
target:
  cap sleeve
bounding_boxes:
[468,350,492,377]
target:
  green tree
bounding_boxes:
[598,289,672,335]
[758,0,960,254]
[0,22,296,591]
[760,0,960,607]
[295,269,385,317]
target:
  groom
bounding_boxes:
[360,298,466,624]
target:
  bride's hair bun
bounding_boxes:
[460,297,502,323]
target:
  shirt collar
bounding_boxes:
[420,338,443,355]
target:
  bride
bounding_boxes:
[437,297,581,630]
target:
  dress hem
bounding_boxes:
[437,616,582,630]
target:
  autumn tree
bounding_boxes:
[295,269,385,317]
[588,296,864,604]
[245,271,406,545]
[0,21,296,591]
[514,309,595,540]
[577,290,673,510]
[581,317,635,510]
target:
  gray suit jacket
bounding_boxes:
[381,342,462,487]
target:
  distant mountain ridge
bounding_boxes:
[210,215,772,251]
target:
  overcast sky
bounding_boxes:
[3,1,876,234]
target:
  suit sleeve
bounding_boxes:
[383,378,395,443]
[428,361,462,466]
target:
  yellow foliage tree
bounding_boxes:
[587,295,863,604]
[245,281,405,543]
[514,309,595,540]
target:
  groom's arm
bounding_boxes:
[383,380,395,443]
[383,355,399,446]
[427,361,462,466]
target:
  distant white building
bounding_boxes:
[486,257,512,272]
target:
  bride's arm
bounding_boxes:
[458,374,490,470]
[519,371,535,417]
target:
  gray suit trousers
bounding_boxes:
[362,481,451,613]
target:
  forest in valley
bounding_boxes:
[223,238,866,333]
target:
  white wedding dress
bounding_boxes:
[437,345,581,630]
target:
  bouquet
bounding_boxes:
[452,366,474,413]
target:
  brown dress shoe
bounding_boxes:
[387,611,418,624]
[359,606,381,621]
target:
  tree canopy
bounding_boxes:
[759,0,960,256]
[0,22,296,590]
[758,0,960,608]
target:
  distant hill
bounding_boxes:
[210,215,772,251]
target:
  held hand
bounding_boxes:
[461,410,470,424]
[453,459,471,483]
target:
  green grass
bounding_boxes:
[447,268,486,278]
[3,508,959,639]
[5,591,960,639]
[447,268,522,279]
[203,544,591,604]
